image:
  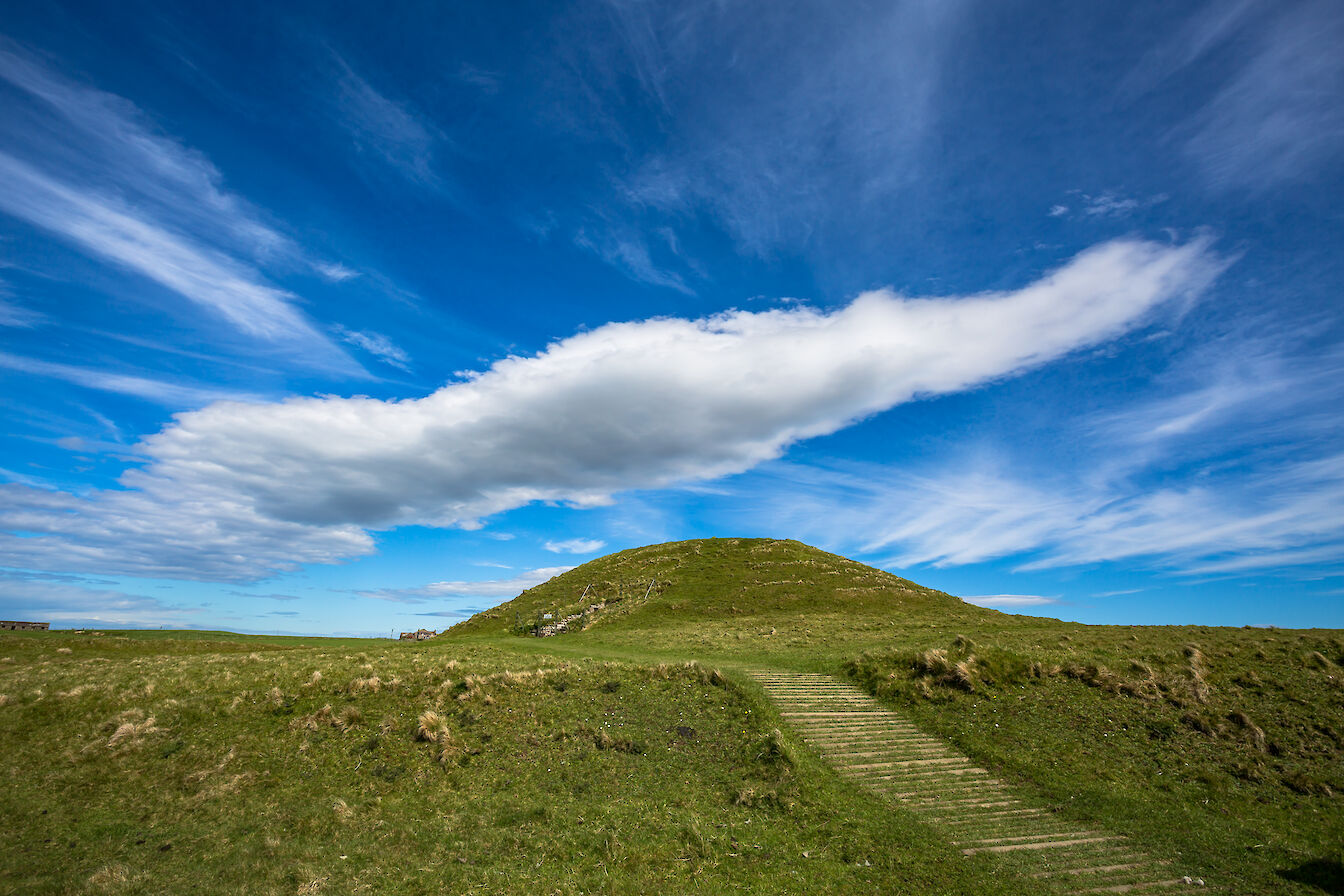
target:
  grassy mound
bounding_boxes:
[451,537,987,657]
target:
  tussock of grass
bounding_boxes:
[415,709,445,742]
[102,709,160,749]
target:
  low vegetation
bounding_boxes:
[4,538,1341,894]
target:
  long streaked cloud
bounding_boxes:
[0,570,200,628]
[335,326,412,371]
[0,350,258,407]
[543,538,607,555]
[735,337,1344,578]
[0,237,1224,579]
[329,51,443,188]
[961,594,1059,608]
[1125,0,1344,189]
[0,43,357,370]
[0,237,1222,580]
[357,567,573,604]
[553,0,969,283]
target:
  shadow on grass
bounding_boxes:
[1280,858,1344,895]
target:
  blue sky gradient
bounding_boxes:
[1,0,1341,635]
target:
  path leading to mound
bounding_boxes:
[751,671,1212,895]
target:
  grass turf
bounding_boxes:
[3,537,1341,894]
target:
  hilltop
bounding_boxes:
[451,537,995,652]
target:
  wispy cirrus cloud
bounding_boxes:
[329,51,443,188]
[0,237,1223,581]
[0,42,358,371]
[1124,0,1344,190]
[543,538,606,554]
[548,0,969,285]
[335,326,412,371]
[961,594,1059,608]
[0,569,200,628]
[0,350,259,406]
[357,567,573,604]
[738,336,1344,579]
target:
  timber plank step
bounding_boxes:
[749,669,1208,896]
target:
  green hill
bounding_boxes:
[2,538,1340,894]
[451,537,992,650]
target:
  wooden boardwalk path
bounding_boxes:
[750,670,1214,895]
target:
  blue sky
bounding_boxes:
[1,0,1342,636]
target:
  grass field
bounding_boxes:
[3,538,1341,894]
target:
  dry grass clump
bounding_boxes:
[755,728,794,765]
[337,704,363,731]
[733,784,794,811]
[103,709,160,749]
[1306,650,1335,670]
[88,862,142,890]
[415,709,446,743]
[498,669,541,686]
[594,728,644,754]
[56,647,72,654]
[911,648,979,691]
[647,661,730,688]
[292,704,333,731]
[1227,710,1268,752]
[306,670,323,687]
[1185,645,1212,704]
[333,798,355,821]
[348,675,382,694]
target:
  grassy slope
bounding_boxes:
[453,538,1344,894]
[3,538,1341,894]
[0,630,1021,895]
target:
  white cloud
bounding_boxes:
[0,350,259,407]
[0,44,357,371]
[573,225,693,294]
[543,538,607,554]
[316,261,360,282]
[735,338,1344,579]
[1183,2,1344,188]
[0,237,1223,581]
[552,0,970,281]
[330,52,442,188]
[961,594,1058,608]
[357,567,573,603]
[335,326,412,371]
[0,570,201,628]
[0,275,42,327]
[1124,0,1344,189]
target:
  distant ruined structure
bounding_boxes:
[529,580,657,636]
[1,620,50,631]
[399,628,437,641]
